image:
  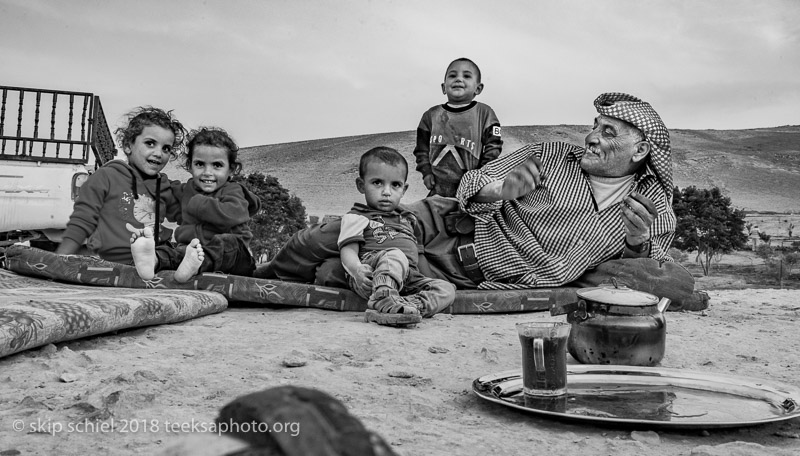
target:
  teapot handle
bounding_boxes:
[550,301,580,316]
[657,297,671,313]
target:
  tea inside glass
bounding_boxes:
[516,321,571,396]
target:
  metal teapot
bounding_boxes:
[550,281,670,367]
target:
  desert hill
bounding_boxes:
[236,125,800,222]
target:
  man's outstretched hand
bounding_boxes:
[501,155,543,200]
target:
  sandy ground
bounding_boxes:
[1,288,799,456]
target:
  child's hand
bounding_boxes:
[423,174,436,190]
[352,264,374,296]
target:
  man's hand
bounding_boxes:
[423,174,435,191]
[621,191,658,246]
[351,263,374,296]
[501,155,543,200]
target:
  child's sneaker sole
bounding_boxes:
[364,309,422,328]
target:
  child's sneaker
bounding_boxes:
[364,309,421,327]
[367,287,420,315]
[365,287,422,327]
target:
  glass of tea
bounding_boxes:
[516,321,571,396]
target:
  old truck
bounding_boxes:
[0,85,116,252]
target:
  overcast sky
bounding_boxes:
[1,0,798,147]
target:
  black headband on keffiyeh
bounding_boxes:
[593,92,672,201]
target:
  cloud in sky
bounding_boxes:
[1,0,798,147]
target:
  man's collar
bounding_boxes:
[637,160,659,184]
[567,145,585,162]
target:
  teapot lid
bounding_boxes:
[576,282,659,307]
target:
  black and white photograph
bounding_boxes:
[1,1,799,455]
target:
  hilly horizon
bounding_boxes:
[235,125,800,220]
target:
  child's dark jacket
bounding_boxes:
[173,179,261,248]
[62,160,180,264]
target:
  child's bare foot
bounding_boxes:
[174,239,204,283]
[131,227,156,280]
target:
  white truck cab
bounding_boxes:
[0,85,116,251]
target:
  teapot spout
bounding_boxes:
[657,297,671,313]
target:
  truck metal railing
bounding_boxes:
[0,85,116,167]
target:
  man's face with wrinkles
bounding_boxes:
[582,115,646,177]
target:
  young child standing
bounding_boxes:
[413,57,503,197]
[339,147,456,326]
[131,127,261,282]
[56,106,185,264]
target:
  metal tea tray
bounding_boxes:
[473,365,800,429]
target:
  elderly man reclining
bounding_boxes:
[260,92,706,312]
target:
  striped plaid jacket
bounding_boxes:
[457,142,675,290]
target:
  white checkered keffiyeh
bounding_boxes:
[593,92,672,202]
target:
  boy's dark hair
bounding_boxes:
[115,106,186,156]
[183,127,243,176]
[359,147,408,180]
[446,57,481,83]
